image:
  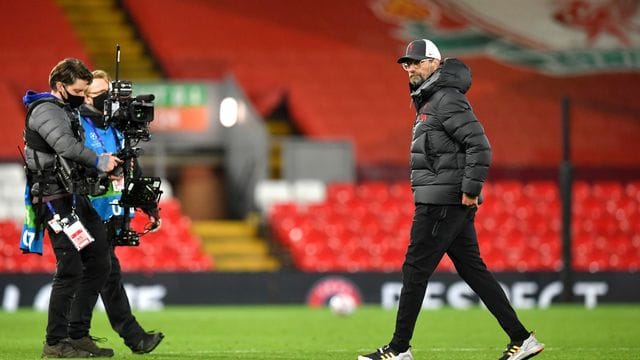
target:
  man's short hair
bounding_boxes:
[48,58,93,90]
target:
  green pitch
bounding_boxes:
[1,305,638,359]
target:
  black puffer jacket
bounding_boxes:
[409,58,491,205]
[24,100,98,197]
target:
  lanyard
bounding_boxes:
[85,117,117,154]
[46,194,76,216]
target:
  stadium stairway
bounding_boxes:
[192,215,280,272]
[55,0,161,80]
[266,115,297,179]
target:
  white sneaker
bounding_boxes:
[358,344,413,360]
[498,332,545,360]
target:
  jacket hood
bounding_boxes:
[22,90,57,108]
[410,58,472,100]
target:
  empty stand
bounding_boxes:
[0,1,91,159]
[2,180,640,273]
[123,0,640,169]
[269,180,640,273]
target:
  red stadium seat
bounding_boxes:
[326,183,356,204]
[357,182,391,202]
[389,182,412,202]
[625,181,640,202]
[573,181,592,203]
[492,180,524,203]
[592,181,624,201]
[523,181,558,203]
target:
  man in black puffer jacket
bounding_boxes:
[358,40,544,360]
[23,58,121,358]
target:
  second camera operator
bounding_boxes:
[23,58,121,358]
[80,69,164,354]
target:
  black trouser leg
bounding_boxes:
[65,196,112,339]
[46,201,83,345]
[390,204,470,352]
[101,219,145,347]
[446,212,530,342]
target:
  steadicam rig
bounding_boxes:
[106,44,163,246]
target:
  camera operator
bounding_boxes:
[23,58,121,358]
[80,69,164,354]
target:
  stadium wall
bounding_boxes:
[1,272,638,312]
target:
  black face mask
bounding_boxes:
[79,104,107,128]
[91,92,109,113]
[87,113,107,129]
[62,86,85,109]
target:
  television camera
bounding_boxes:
[105,80,155,141]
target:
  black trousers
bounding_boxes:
[390,204,529,352]
[102,217,146,348]
[44,195,111,344]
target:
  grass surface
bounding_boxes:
[0,305,638,359]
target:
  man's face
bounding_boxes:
[84,78,109,106]
[56,78,90,99]
[403,58,440,86]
